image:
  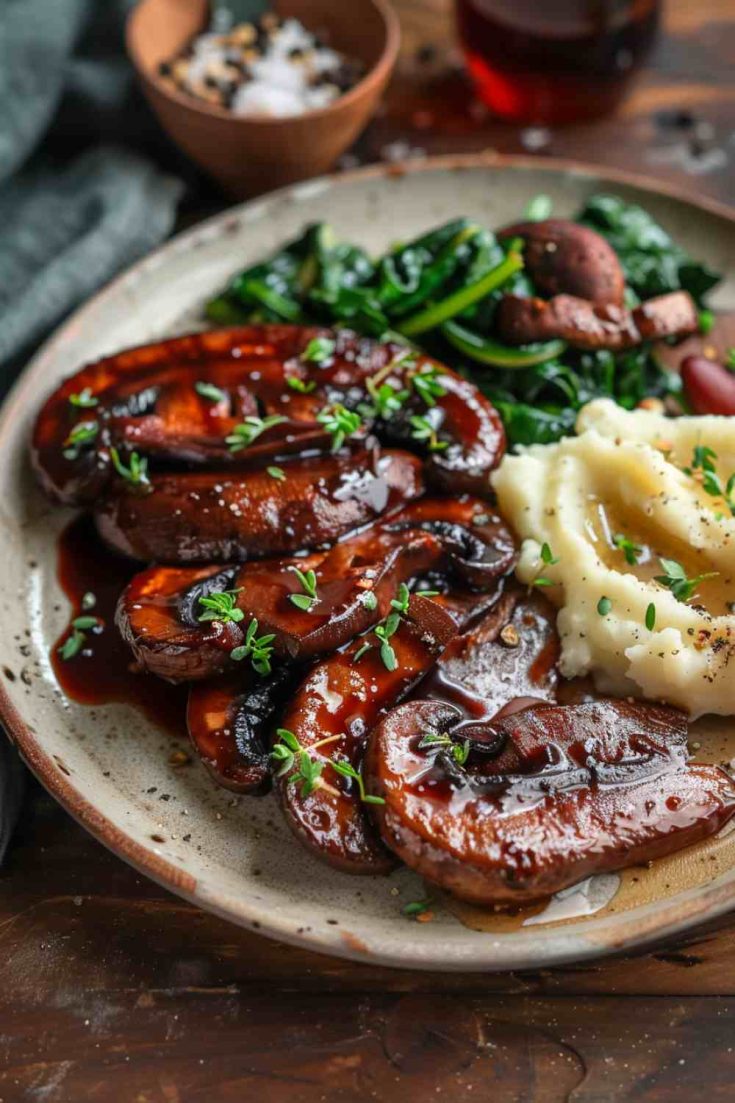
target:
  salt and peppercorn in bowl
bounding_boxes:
[126,0,400,197]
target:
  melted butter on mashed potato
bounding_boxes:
[492,398,735,718]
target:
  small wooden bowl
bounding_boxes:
[126,0,400,197]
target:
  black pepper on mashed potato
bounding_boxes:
[158,11,364,117]
[492,398,735,718]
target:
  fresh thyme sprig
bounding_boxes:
[270,729,381,802]
[68,388,98,409]
[226,414,287,452]
[286,376,316,394]
[531,542,559,588]
[353,582,439,670]
[302,336,336,364]
[373,611,401,671]
[197,588,244,625]
[271,729,324,797]
[316,403,362,452]
[409,364,447,407]
[288,565,319,611]
[362,380,409,420]
[684,444,735,515]
[409,414,447,452]
[230,617,276,675]
[330,759,385,805]
[654,557,718,603]
[270,727,322,798]
[58,614,101,660]
[390,582,411,617]
[110,447,150,487]
[195,380,227,403]
[613,533,643,565]
[63,420,98,460]
[418,731,470,765]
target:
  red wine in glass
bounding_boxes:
[455,0,661,124]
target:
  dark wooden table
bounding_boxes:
[3,2,735,1099]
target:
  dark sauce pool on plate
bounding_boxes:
[53,515,187,736]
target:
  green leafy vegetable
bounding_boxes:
[204,200,718,451]
[578,194,721,304]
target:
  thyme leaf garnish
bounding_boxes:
[230,618,275,675]
[110,447,150,487]
[316,403,362,452]
[194,381,227,403]
[613,533,643,565]
[418,731,470,765]
[302,336,336,364]
[63,420,98,460]
[68,388,98,409]
[410,414,447,452]
[226,414,287,452]
[286,376,316,394]
[197,588,244,625]
[58,612,102,660]
[409,364,446,407]
[654,557,718,604]
[330,759,385,805]
[288,566,319,611]
[403,899,433,917]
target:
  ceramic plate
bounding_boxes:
[3,155,735,972]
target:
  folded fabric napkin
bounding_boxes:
[0,0,185,857]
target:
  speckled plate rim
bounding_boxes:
[3,152,735,973]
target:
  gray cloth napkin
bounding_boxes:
[0,0,185,856]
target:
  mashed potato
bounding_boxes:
[492,399,735,717]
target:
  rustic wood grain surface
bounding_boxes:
[2,1,735,1100]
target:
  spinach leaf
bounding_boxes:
[578,195,721,304]
[477,344,680,447]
